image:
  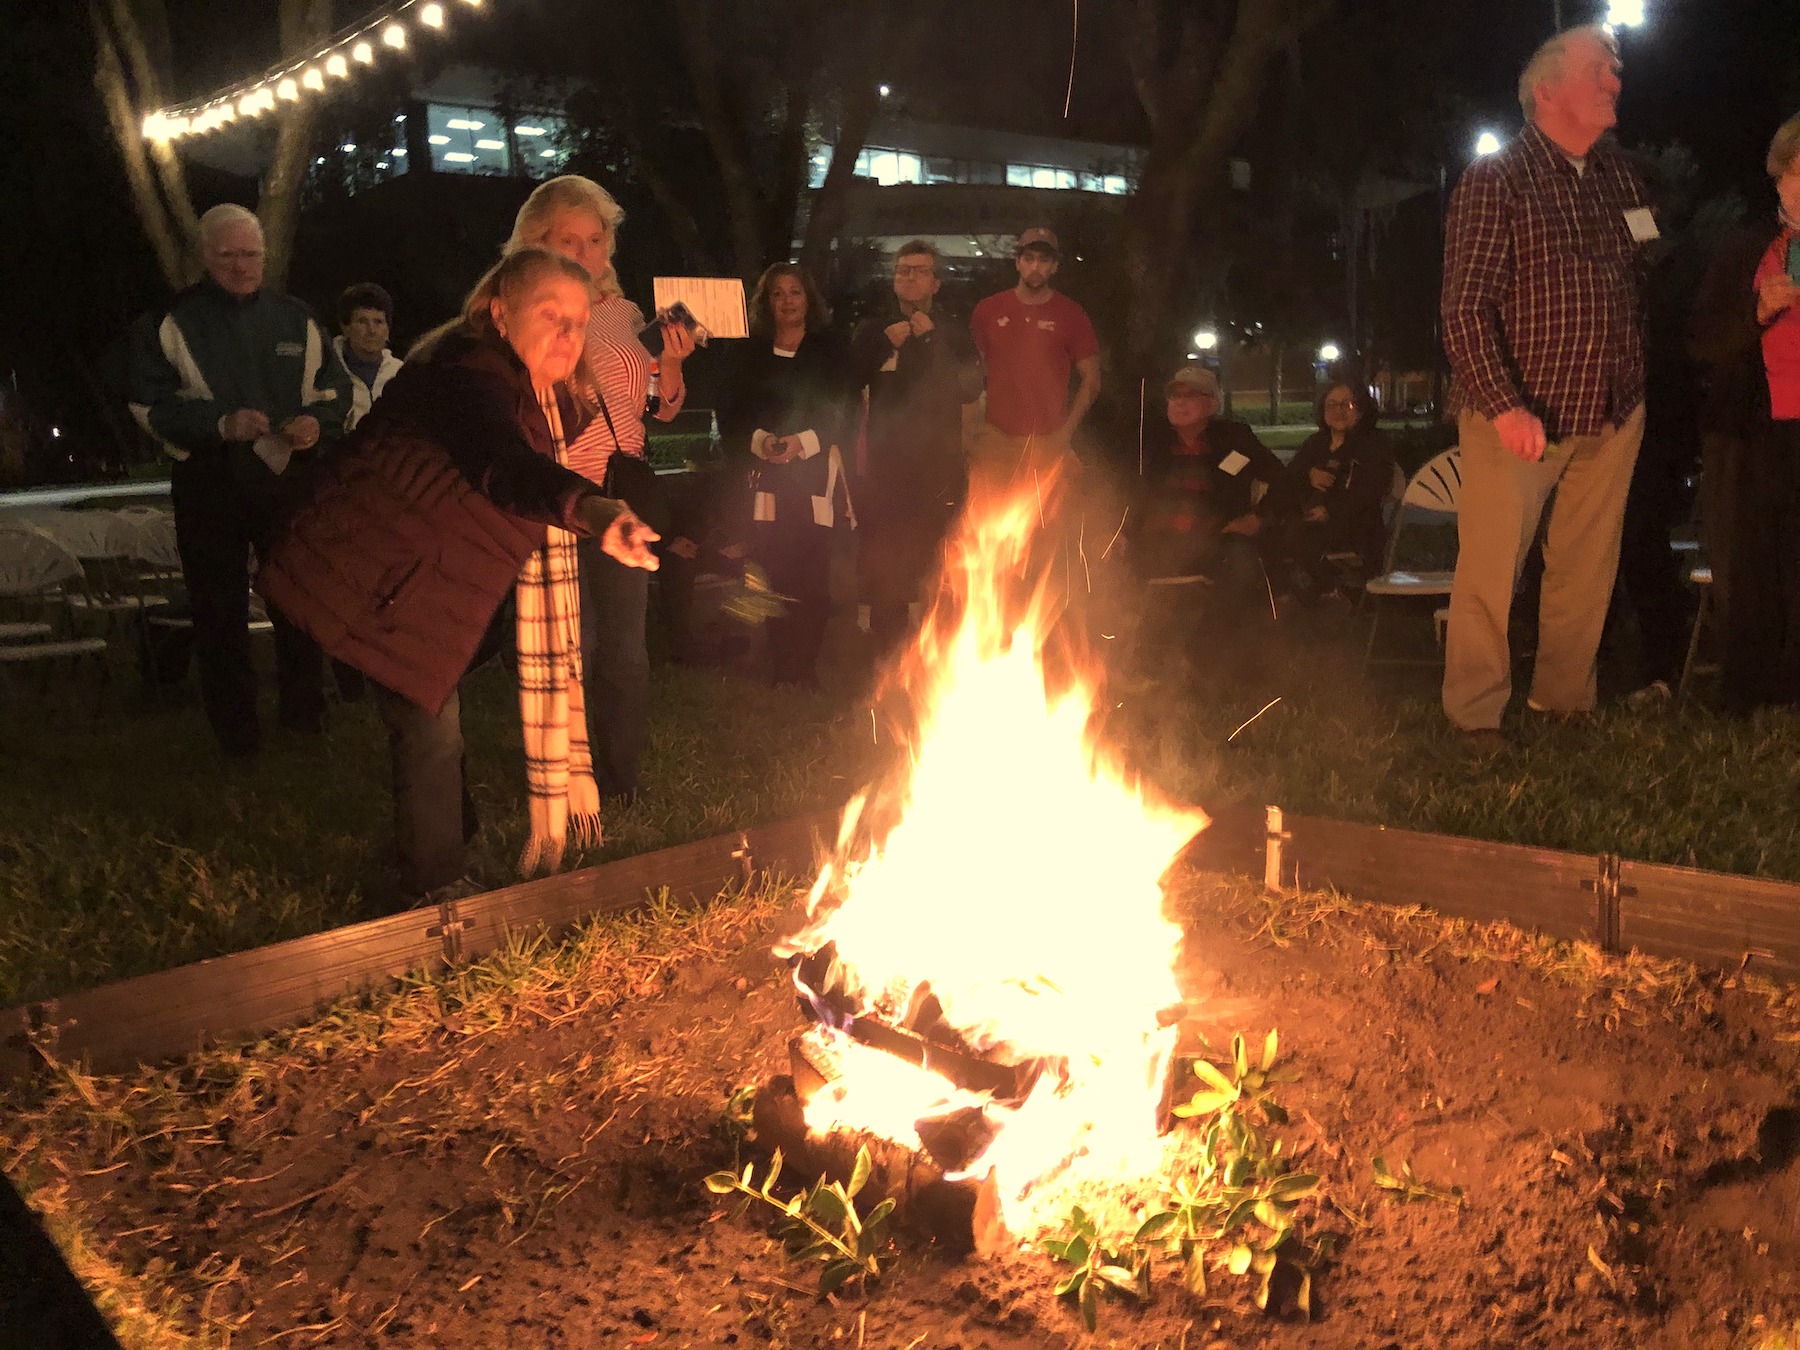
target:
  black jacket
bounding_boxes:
[258,328,618,714]
[1141,418,1290,527]
[848,300,981,506]
[718,331,853,527]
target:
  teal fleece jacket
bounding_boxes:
[128,278,352,461]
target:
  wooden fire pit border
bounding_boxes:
[0,813,834,1083]
[4,803,1797,1084]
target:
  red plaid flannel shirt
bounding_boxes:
[1442,122,1651,439]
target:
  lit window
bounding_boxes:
[1030,167,1058,189]
[393,147,408,157]
[514,125,547,136]
[1078,172,1101,192]
[1005,164,1035,187]
[428,134,450,145]
[475,139,505,150]
[853,148,873,177]
[445,118,484,130]
[1103,174,1128,194]
[444,152,475,163]
[541,148,557,158]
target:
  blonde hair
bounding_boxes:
[505,175,625,301]
[408,248,592,363]
[1518,24,1617,121]
[1768,113,1800,179]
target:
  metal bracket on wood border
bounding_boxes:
[1264,806,1291,896]
[1580,854,1634,954]
[731,831,755,885]
[426,898,468,964]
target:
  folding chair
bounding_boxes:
[0,525,110,708]
[1362,447,1461,668]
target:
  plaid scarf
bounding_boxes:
[516,388,601,876]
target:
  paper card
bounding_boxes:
[652,277,750,340]
[1218,450,1251,476]
[1623,207,1660,243]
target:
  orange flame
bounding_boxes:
[780,453,1207,1233]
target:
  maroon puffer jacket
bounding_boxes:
[257,327,620,714]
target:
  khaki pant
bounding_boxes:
[1442,403,1645,729]
[969,422,1067,497]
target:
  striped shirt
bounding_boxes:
[566,295,655,485]
[1442,122,1651,439]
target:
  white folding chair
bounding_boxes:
[1362,447,1462,668]
[0,525,110,704]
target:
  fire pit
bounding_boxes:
[754,455,1209,1245]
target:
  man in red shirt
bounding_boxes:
[969,227,1101,480]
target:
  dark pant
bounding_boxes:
[1615,431,1694,687]
[860,497,955,652]
[576,536,651,797]
[752,520,832,686]
[1719,422,1800,711]
[372,681,475,896]
[170,454,323,755]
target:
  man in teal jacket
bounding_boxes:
[130,203,352,756]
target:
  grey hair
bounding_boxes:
[505,175,625,301]
[1518,23,1618,121]
[199,202,261,246]
[1768,114,1800,179]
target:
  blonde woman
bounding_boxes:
[506,176,694,805]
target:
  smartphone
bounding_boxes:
[638,301,706,358]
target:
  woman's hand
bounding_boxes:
[1758,273,1800,325]
[1304,504,1328,523]
[660,322,697,366]
[1307,466,1336,492]
[601,508,661,570]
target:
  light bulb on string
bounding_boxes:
[302,68,324,91]
[352,41,374,63]
[383,23,406,48]
[421,3,445,27]
[277,77,299,101]
[326,53,348,77]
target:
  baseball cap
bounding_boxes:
[1014,226,1061,257]
[1166,365,1220,398]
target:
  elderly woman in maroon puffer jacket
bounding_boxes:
[259,248,659,902]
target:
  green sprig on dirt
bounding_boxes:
[704,1145,895,1297]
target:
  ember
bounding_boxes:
[776,453,1208,1236]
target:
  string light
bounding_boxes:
[142,0,501,141]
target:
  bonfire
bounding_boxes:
[773,452,1208,1241]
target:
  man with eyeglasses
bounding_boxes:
[848,239,983,652]
[129,203,351,757]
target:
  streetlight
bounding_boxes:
[1474,130,1502,157]
[1318,342,1341,363]
[1192,328,1218,351]
[878,83,891,98]
[1605,0,1645,27]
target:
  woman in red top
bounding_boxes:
[1690,113,1800,711]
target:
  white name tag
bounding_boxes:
[811,495,834,528]
[1218,450,1250,476]
[753,491,776,522]
[1623,207,1659,243]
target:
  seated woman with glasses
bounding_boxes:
[1279,381,1395,601]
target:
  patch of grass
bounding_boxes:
[0,657,869,1006]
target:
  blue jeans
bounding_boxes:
[577,536,651,797]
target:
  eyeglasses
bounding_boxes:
[893,264,936,278]
[1323,398,1356,411]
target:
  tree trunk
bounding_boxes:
[260,0,333,292]
[797,78,880,279]
[90,0,201,289]
[671,0,772,279]
[1114,0,1334,385]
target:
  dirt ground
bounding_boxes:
[16,867,1800,1350]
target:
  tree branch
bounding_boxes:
[671,0,770,277]
[90,2,189,288]
[260,0,334,291]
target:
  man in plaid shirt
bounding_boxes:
[1441,23,1655,744]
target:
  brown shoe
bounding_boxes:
[1456,726,1510,755]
